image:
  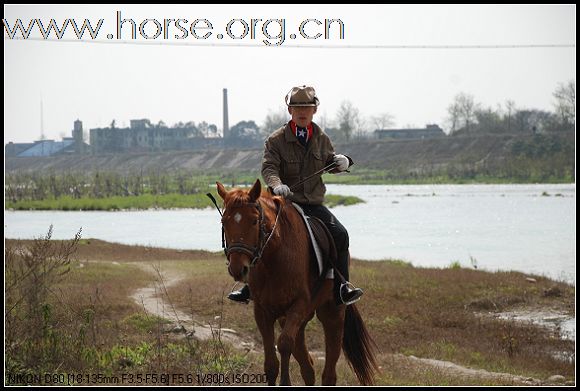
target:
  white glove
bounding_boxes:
[333,154,349,172]
[273,184,293,197]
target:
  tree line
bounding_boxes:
[446,81,575,135]
[228,79,575,144]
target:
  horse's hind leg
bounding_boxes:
[292,320,315,385]
[316,301,346,386]
[254,304,279,385]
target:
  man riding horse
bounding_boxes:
[228,85,364,306]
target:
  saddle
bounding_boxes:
[292,203,337,279]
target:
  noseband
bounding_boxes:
[222,200,281,268]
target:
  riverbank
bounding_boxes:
[5,238,575,386]
[4,193,363,211]
[322,169,575,185]
[6,132,575,184]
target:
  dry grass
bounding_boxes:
[5,237,254,386]
[166,256,575,384]
[5,238,575,386]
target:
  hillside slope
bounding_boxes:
[5,132,574,176]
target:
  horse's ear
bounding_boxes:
[216,182,227,200]
[249,178,262,202]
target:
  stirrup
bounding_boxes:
[339,282,363,306]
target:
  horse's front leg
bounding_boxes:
[254,304,279,385]
[277,301,309,386]
[293,321,316,386]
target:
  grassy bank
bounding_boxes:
[5,236,574,386]
[5,159,575,212]
[322,168,575,185]
[5,192,363,211]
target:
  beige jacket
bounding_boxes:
[262,122,345,205]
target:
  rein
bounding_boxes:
[207,193,282,267]
[289,161,337,192]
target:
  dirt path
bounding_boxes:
[129,262,257,353]
[127,262,566,386]
[396,354,543,385]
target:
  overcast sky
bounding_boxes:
[3,4,576,143]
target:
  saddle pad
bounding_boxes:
[292,203,334,279]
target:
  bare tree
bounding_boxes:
[457,93,478,133]
[353,116,370,141]
[261,108,288,138]
[505,100,516,132]
[474,107,502,133]
[447,93,480,134]
[336,100,360,142]
[317,111,328,130]
[370,113,395,130]
[553,80,575,127]
[446,101,461,135]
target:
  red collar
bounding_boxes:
[289,121,313,141]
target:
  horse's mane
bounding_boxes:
[225,188,253,207]
[259,191,295,229]
[225,187,294,228]
[225,188,276,208]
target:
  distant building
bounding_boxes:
[5,142,36,157]
[374,124,446,140]
[72,119,85,154]
[89,119,221,154]
[14,139,77,157]
[5,120,89,157]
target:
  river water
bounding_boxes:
[4,184,576,284]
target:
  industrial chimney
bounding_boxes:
[222,88,229,139]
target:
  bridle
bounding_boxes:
[208,194,282,268]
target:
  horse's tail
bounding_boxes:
[342,303,380,385]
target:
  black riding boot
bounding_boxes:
[334,249,364,305]
[228,284,251,304]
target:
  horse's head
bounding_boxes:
[217,178,266,283]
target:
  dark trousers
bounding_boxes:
[298,204,350,296]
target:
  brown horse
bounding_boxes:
[216,178,379,386]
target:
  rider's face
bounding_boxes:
[288,106,317,128]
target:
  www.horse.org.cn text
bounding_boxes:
[3,11,345,46]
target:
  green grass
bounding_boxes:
[6,164,574,211]
[6,192,364,211]
[324,194,363,207]
[5,193,212,211]
[123,313,171,333]
[322,169,575,185]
